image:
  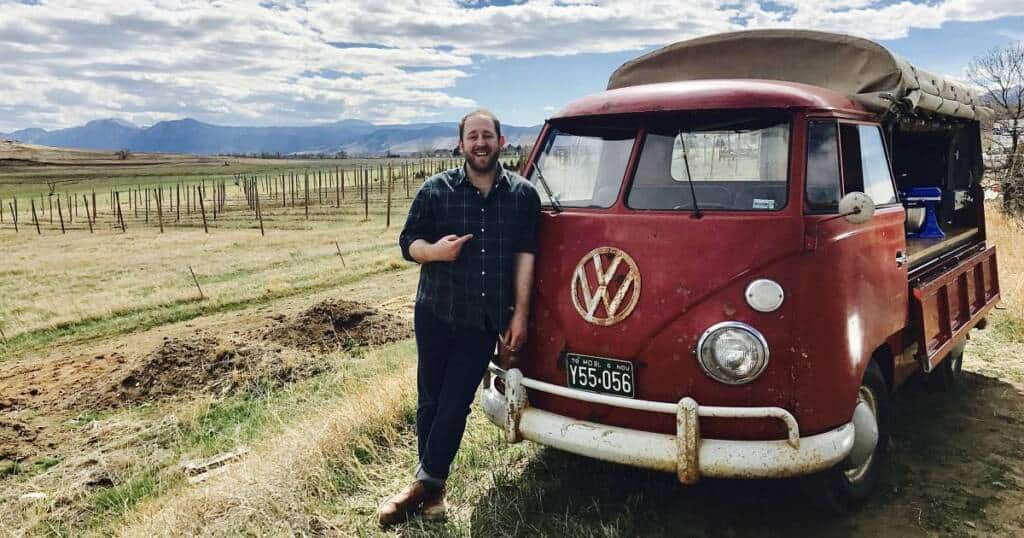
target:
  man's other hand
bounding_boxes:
[501,309,527,351]
[431,234,473,262]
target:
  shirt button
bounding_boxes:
[481,271,486,275]
[481,208,485,212]
[481,292,486,297]
[481,249,485,253]
[480,228,485,232]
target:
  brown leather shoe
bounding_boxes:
[420,486,447,520]
[377,481,433,527]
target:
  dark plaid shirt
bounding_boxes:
[400,163,541,333]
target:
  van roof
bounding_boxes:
[551,79,865,120]
[607,30,990,121]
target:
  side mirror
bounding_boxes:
[838,192,875,224]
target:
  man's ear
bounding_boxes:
[458,138,466,155]
[499,135,506,148]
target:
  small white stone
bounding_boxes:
[20,492,47,501]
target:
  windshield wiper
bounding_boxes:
[532,161,562,213]
[678,132,703,219]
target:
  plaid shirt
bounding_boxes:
[400,163,541,333]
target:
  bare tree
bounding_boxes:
[116,148,131,160]
[968,42,1024,215]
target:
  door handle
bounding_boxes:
[895,251,908,267]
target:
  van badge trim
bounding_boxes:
[571,247,641,326]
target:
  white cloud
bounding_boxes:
[1,0,1023,131]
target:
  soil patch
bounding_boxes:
[0,298,410,472]
[259,299,412,352]
[0,417,45,461]
[74,335,326,410]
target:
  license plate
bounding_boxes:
[566,353,635,398]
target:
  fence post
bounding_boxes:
[116,192,126,232]
[156,188,164,233]
[83,194,93,233]
[31,199,41,234]
[198,186,209,233]
[57,197,65,234]
[189,265,205,299]
[256,180,264,237]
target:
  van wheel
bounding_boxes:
[801,361,891,514]
[928,340,966,392]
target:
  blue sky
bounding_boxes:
[1,1,1022,131]
[453,15,1024,127]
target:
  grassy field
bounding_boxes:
[0,149,1022,536]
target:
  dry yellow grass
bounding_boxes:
[117,363,417,536]
[986,207,1024,317]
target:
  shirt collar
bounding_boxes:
[450,161,510,190]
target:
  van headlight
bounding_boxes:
[696,321,769,385]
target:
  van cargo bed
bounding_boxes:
[907,226,980,269]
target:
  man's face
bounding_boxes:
[460,115,505,175]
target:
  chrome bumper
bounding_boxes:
[481,365,855,483]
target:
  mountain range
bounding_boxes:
[0,118,542,156]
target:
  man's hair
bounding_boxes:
[458,109,501,141]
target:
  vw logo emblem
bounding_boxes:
[570,247,641,326]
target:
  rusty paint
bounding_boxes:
[677,397,700,484]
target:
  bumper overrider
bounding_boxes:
[481,364,855,483]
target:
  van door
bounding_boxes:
[797,120,908,430]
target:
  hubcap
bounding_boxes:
[844,385,878,484]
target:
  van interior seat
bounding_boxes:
[627,181,786,210]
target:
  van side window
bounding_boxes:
[806,120,841,210]
[857,125,898,205]
[838,123,898,206]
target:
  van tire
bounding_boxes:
[800,360,891,514]
[927,339,966,392]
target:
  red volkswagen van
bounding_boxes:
[481,30,1001,511]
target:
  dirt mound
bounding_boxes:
[76,335,326,410]
[261,299,412,352]
[0,418,44,461]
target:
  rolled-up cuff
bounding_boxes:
[400,236,425,262]
[415,463,445,489]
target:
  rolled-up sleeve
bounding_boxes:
[515,186,541,254]
[399,183,434,262]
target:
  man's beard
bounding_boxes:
[465,150,499,175]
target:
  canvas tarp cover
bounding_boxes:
[608,30,991,121]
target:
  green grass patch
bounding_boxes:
[89,470,170,521]
[993,314,1024,344]
[0,460,22,478]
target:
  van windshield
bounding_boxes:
[629,114,790,211]
[529,126,634,208]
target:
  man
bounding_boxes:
[378,110,540,526]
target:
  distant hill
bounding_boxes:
[2,118,541,156]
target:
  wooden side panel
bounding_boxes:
[911,246,1000,372]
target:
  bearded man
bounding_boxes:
[379,109,540,526]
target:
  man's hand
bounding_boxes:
[498,309,528,370]
[431,234,473,262]
[410,234,473,263]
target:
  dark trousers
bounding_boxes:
[415,303,497,481]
